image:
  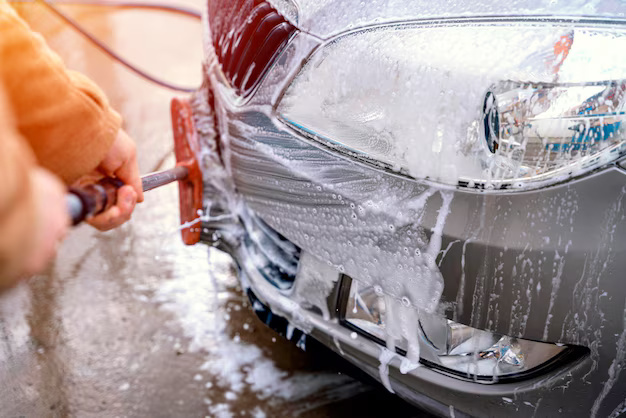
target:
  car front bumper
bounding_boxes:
[192,31,626,417]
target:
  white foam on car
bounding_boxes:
[378,347,397,393]
[194,33,459,394]
[280,0,614,39]
[291,252,341,320]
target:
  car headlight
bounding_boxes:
[343,277,587,382]
[277,22,626,190]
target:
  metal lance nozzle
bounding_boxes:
[141,166,189,192]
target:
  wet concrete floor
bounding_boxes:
[0,2,426,417]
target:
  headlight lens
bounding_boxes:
[483,81,626,182]
[278,23,626,190]
[344,279,585,382]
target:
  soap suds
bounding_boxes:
[154,249,362,414]
[378,347,397,393]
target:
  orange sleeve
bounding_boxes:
[0,0,121,185]
[0,83,38,288]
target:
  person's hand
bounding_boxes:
[75,129,144,231]
[24,168,70,275]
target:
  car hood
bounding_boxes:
[272,0,626,38]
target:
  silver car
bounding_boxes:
[180,0,626,416]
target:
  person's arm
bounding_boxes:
[0,0,121,185]
[0,87,68,289]
[0,0,143,231]
[0,103,38,284]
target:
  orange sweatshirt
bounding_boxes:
[0,0,122,284]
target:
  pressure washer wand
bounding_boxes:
[66,97,204,246]
[141,165,189,192]
[67,166,190,226]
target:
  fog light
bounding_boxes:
[344,279,586,382]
